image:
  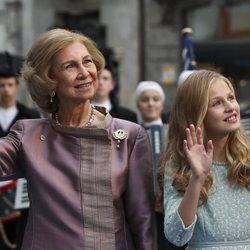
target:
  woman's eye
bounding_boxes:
[153,97,161,102]
[228,95,235,101]
[65,64,74,69]
[84,58,93,64]
[63,63,74,70]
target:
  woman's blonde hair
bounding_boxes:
[157,69,250,210]
[21,28,105,114]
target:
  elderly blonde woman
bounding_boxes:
[0,28,155,250]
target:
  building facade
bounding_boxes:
[1,0,250,112]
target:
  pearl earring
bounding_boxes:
[50,91,55,103]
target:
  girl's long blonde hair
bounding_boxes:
[157,70,250,210]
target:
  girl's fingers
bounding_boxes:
[185,128,193,148]
[189,124,197,144]
[185,125,204,148]
[196,127,203,145]
[207,140,214,156]
[183,140,188,153]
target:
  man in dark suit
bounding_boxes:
[92,67,137,123]
[0,63,40,250]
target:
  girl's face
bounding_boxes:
[51,41,97,107]
[204,79,240,140]
[138,89,164,122]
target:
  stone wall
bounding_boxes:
[0,0,182,112]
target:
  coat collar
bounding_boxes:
[50,106,112,137]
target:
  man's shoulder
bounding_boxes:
[17,102,41,119]
[110,105,137,123]
[117,106,136,115]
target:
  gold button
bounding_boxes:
[40,134,46,141]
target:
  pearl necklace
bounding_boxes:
[54,105,96,127]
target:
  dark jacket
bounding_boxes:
[0,102,41,137]
[110,105,138,123]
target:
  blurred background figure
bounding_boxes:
[181,27,197,72]
[135,80,168,190]
[177,70,196,86]
[92,66,137,123]
[177,27,197,86]
[0,53,41,137]
[135,80,168,128]
[0,52,41,250]
[239,88,250,137]
[135,81,185,250]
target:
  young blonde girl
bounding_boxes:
[158,69,250,249]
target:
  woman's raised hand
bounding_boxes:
[183,124,213,181]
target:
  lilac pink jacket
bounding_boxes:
[0,112,155,250]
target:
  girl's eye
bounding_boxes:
[228,95,235,101]
[212,100,221,106]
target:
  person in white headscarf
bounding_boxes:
[135,81,167,183]
[135,81,186,250]
[135,81,167,125]
[177,70,196,86]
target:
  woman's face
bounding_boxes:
[138,89,164,122]
[51,41,97,107]
[204,79,240,140]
